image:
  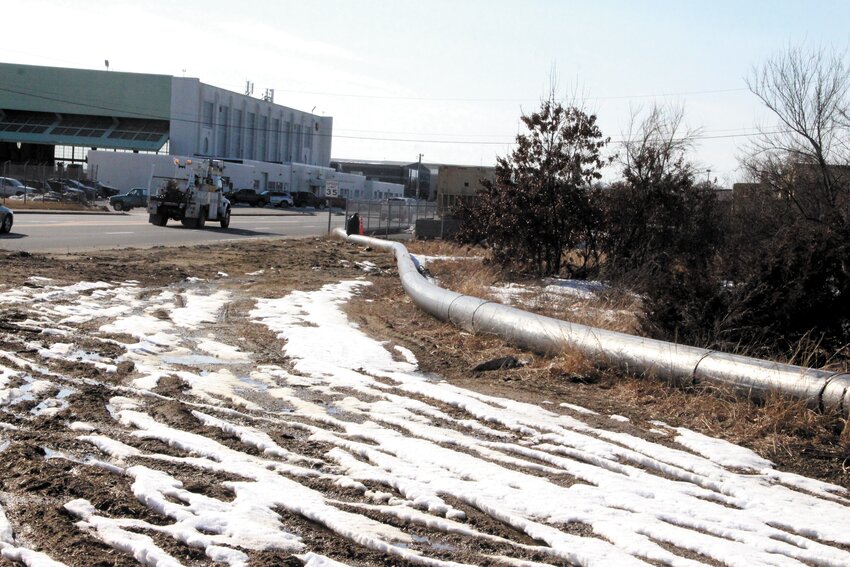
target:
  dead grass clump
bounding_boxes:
[606,375,847,464]
[544,349,602,383]
[407,240,483,258]
[534,287,642,335]
[433,259,503,298]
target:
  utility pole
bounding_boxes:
[416,153,423,199]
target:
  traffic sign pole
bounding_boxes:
[325,181,339,234]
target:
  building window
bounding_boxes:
[293,123,302,163]
[232,109,243,158]
[304,121,313,150]
[271,118,280,161]
[282,120,291,161]
[246,112,255,159]
[202,101,214,128]
[218,106,229,156]
[258,115,268,161]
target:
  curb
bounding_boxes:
[9,209,121,216]
[8,208,346,217]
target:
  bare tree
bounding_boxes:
[620,104,700,187]
[716,45,850,360]
[603,104,714,275]
[600,104,727,343]
[745,45,850,224]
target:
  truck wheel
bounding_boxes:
[149,213,168,226]
[114,202,124,211]
[220,207,231,229]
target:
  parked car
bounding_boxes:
[94,182,120,198]
[227,188,268,207]
[0,177,39,198]
[292,191,327,209]
[0,204,13,234]
[63,179,97,201]
[259,190,293,208]
[31,192,62,202]
[110,187,148,211]
[45,179,87,202]
[381,196,416,221]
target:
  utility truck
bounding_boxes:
[147,159,231,229]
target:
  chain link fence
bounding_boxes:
[1,161,100,205]
[344,199,464,240]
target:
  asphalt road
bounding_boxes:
[0,208,347,253]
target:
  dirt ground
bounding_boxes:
[0,236,848,566]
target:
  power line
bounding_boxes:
[2,54,750,104]
[0,84,776,148]
[222,85,750,103]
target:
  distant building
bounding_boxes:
[0,62,332,175]
[332,159,438,200]
[0,62,409,198]
[435,165,495,211]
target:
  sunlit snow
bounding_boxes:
[0,276,849,566]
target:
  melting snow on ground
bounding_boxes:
[488,279,608,308]
[411,255,484,268]
[0,276,849,566]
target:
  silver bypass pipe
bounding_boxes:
[335,229,850,414]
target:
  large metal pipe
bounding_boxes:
[335,229,850,414]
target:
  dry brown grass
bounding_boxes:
[606,375,848,459]
[538,287,642,334]
[341,241,850,487]
[406,240,642,334]
[1,199,106,212]
[428,259,503,298]
[407,240,483,257]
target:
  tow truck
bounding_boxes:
[147,159,231,229]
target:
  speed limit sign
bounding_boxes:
[325,180,339,198]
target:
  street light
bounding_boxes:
[416,153,423,199]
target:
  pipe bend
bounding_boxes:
[333,229,848,415]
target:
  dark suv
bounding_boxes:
[292,191,327,209]
[227,188,268,207]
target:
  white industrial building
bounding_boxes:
[0,62,403,200]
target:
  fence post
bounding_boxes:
[1,161,7,204]
[440,195,446,240]
[23,161,30,205]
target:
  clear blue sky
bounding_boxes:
[4,0,849,183]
